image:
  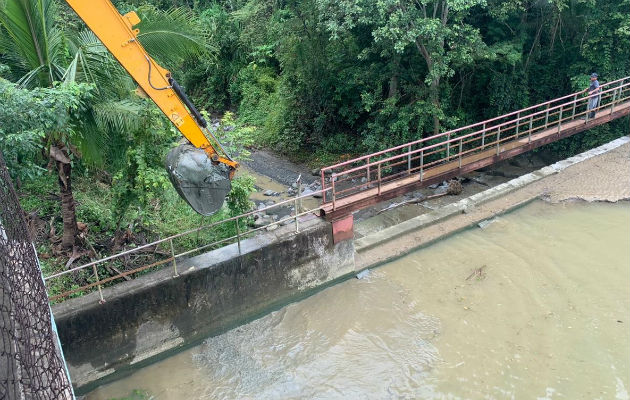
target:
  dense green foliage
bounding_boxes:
[180,0,628,155]
[0,0,628,295]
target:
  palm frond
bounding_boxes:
[135,6,217,68]
[0,0,66,87]
[64,30,132,95]
[93,99,145,134]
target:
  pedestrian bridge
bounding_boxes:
[320,77,630,225]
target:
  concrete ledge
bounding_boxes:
[53,218,355,393]
[355,136,630,253]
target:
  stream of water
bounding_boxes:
[88,201,630,399]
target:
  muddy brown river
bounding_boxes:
[88,201,629,399]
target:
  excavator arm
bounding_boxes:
[64,0,238,215]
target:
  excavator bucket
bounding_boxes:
[165,144,232,216]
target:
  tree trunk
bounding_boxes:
[52,147,78,250]
[414,40,442,137]
[430,77,441,135]
[388,56,401,99]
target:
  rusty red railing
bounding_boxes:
[321,77,630,209]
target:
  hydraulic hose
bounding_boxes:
[168,77,208,128]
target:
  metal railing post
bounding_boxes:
[170,238,179,277]
[407,144,412,173]
[528,115,533,143]
[544,103,550,129]
[610,87,618,114]
[446,133,451,160]
[294,175,301,233]
[557,106,563,134]
[515,112,520,137]
[320,170,326,203]
[235,217,242,255]
[377,164,382,195]
[572,94,577,118]
[93,264,105,304]
[331,175,336,210]
[496,126,501,155]
[297,175,302,215]
[420,150,424,182]
[458,139,463,168]
[481,123,486,147]
[366,157,371,182]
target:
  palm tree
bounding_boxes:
[0,0,210,250]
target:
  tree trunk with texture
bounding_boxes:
[430,77,441,136]
[57,158,78,250]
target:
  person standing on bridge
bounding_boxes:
[585,72,600,119]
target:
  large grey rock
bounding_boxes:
[253,215,273,228]
[165,144,231,216]
[434,186,448,195]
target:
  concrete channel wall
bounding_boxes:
[53,136,629,393]
[52,218,355,392]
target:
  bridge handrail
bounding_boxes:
[322,76,629,172]
[321,77,630,205]
[44,185,332,301]
[333,81,630,177]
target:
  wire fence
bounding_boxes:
[0,152,74,399]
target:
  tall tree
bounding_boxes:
[317,0,489,135]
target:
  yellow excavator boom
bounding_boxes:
[64,0,238,215]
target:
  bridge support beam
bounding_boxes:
[332,214,354,244]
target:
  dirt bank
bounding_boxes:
[243,149,317,187]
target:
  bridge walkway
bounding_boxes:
[320,78,630,222]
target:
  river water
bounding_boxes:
[88,201,630,399]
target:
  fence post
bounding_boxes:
[557,106,563,134]
[610,87,618,114]
[320,170,326,203]
[170,238,179,277]
[458,139,463,168]
[496,126,501,155]
[407,144,412,174]
[446,133,451,161]
[515,112,520,137]
[420,150,424,182]
[93,264,105,304]
[528,115,533,143]
[297,175,303,214]
[235,217,242,255]
[377,164,382,195]
[572,94,577,118]
[294,174,301,233]
[331,174,336,211]
[544,103,550,129]
[366,157,371,182]
[481,123,486,147]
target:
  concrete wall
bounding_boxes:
[52,218,355,392]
